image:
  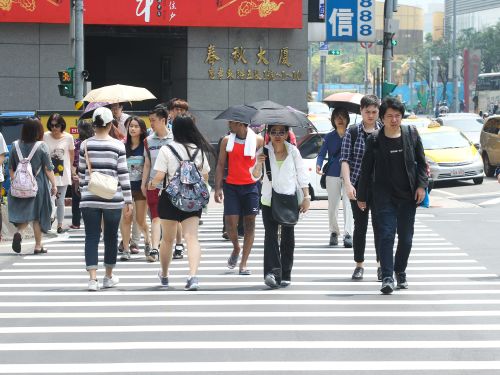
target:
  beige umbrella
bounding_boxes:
[83,84,156,103]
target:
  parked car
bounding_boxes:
[479,115,500,177]
[297,131,328,200]
[0,112,37,196]
[401,116,433,129]
[417,122,484,185]
[307,101,330,116]
[437,113,484,150]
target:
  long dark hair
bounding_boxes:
[77,120,94,141]
[125,116,148,157]
[172,114,215,157]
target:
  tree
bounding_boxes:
[458,22,500,73]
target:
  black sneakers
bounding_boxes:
[380,277,395,294]
[329,233,338,246]
[343,234,353,248]
[396,272,408,289]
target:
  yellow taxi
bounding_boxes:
[417,121,484,185]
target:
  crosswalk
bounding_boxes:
[1,208,500,374]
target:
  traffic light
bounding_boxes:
[391,39,398,46]
[328,49,341,56]
[382,82,398,98]
[58,68,74,98]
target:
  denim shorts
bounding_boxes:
[223,182,260,216]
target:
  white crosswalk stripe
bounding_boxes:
[0,208,498,374]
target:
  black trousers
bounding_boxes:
[350,192,379,263]
[71,184,81,227]
[262,205,295,283]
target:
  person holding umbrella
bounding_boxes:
[214,108,264,275]
[252,124,310,288]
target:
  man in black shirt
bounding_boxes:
[357,97,427,294]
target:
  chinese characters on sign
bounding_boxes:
[326,0,376,42]
[205,45,302,81]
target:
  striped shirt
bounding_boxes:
[339,122,381,187]
[78,137,132,209]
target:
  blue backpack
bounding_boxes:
[164,144,209,212]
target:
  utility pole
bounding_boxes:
[382,0,395,83]
[408,58,415,111]
[451,0,459,112]
[364,45,369,94]
[73,0,85,109]
[319,55,326,100]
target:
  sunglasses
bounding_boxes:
[51,123,62,128]
[269,130,286,137]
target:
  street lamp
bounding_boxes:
[431,56,440,114]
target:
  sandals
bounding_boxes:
[227,253,239,269]
[33,247,46,255]
[239,269,252,276]
[12,232,22,253]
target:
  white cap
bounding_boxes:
[92,107,113,127]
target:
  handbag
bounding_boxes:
[319,160,331,189]
[84,141,118,200]
[263,147,299,226]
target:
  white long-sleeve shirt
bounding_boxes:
[257,142,309,206]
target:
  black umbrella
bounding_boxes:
[214,104,258,124]
[248,100,285,110]
[250,108,314,128]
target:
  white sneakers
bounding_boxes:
[88,279,99,291]
[88,275,120,291]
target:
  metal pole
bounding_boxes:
[408,58,415,111]
[308,43,313,94]
[364,46,369,94]
[452,0,458,112]
[432,56,440,114]
[429,50,432,115]
[382,0,394,83]
[74,0,85,105]
[320,55,326,101]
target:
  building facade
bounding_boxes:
[445,0,500,34]
[0,0,308,141]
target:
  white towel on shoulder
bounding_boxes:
[226,128,257,159]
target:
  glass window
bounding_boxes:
[420,131,471,150]
[299,134,324,159]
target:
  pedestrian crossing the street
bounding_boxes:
[1,208,500,374]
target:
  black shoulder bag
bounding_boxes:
[263,147,299,226]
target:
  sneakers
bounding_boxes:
[157,270,169,288]
[329,233,338,246]
[343,234,353,248]
[88,279,99,291]
[120,251,131,261]
[173,244,184,259]
[147,248,159,263]
[351,266,364,280]
[185,276,199,291]
[102,275,119,289]
[377,267,382,281]
[264,273,279,289]
[280,280,291,288]
[396,272,408,289]
[227,253,239,269]
[380,277,395,294]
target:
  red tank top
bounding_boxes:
[226,141,256,185]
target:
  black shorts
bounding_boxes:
[158,191,202,222]
[223,182,260,216]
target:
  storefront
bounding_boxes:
[0,0,308,140]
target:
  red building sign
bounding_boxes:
[0,0,302,28]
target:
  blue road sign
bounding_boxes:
[326,0,376,43]
[319,41,329,51]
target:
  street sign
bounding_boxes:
[328,50,342,55]
[319,41,329,57]
[360,42,373,49]
[326,0,376,42]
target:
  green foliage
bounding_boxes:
[457,22,500,73]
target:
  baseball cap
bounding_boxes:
[92,107,113,127]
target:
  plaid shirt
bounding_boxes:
[339,121,381,186]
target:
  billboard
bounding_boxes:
[0,0,302,28]
[325,0,376,42]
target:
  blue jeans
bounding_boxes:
[81,207,122,270]
[374,196,416,280]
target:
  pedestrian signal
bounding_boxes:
[391,39,398,46]
[58,68,74,98]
